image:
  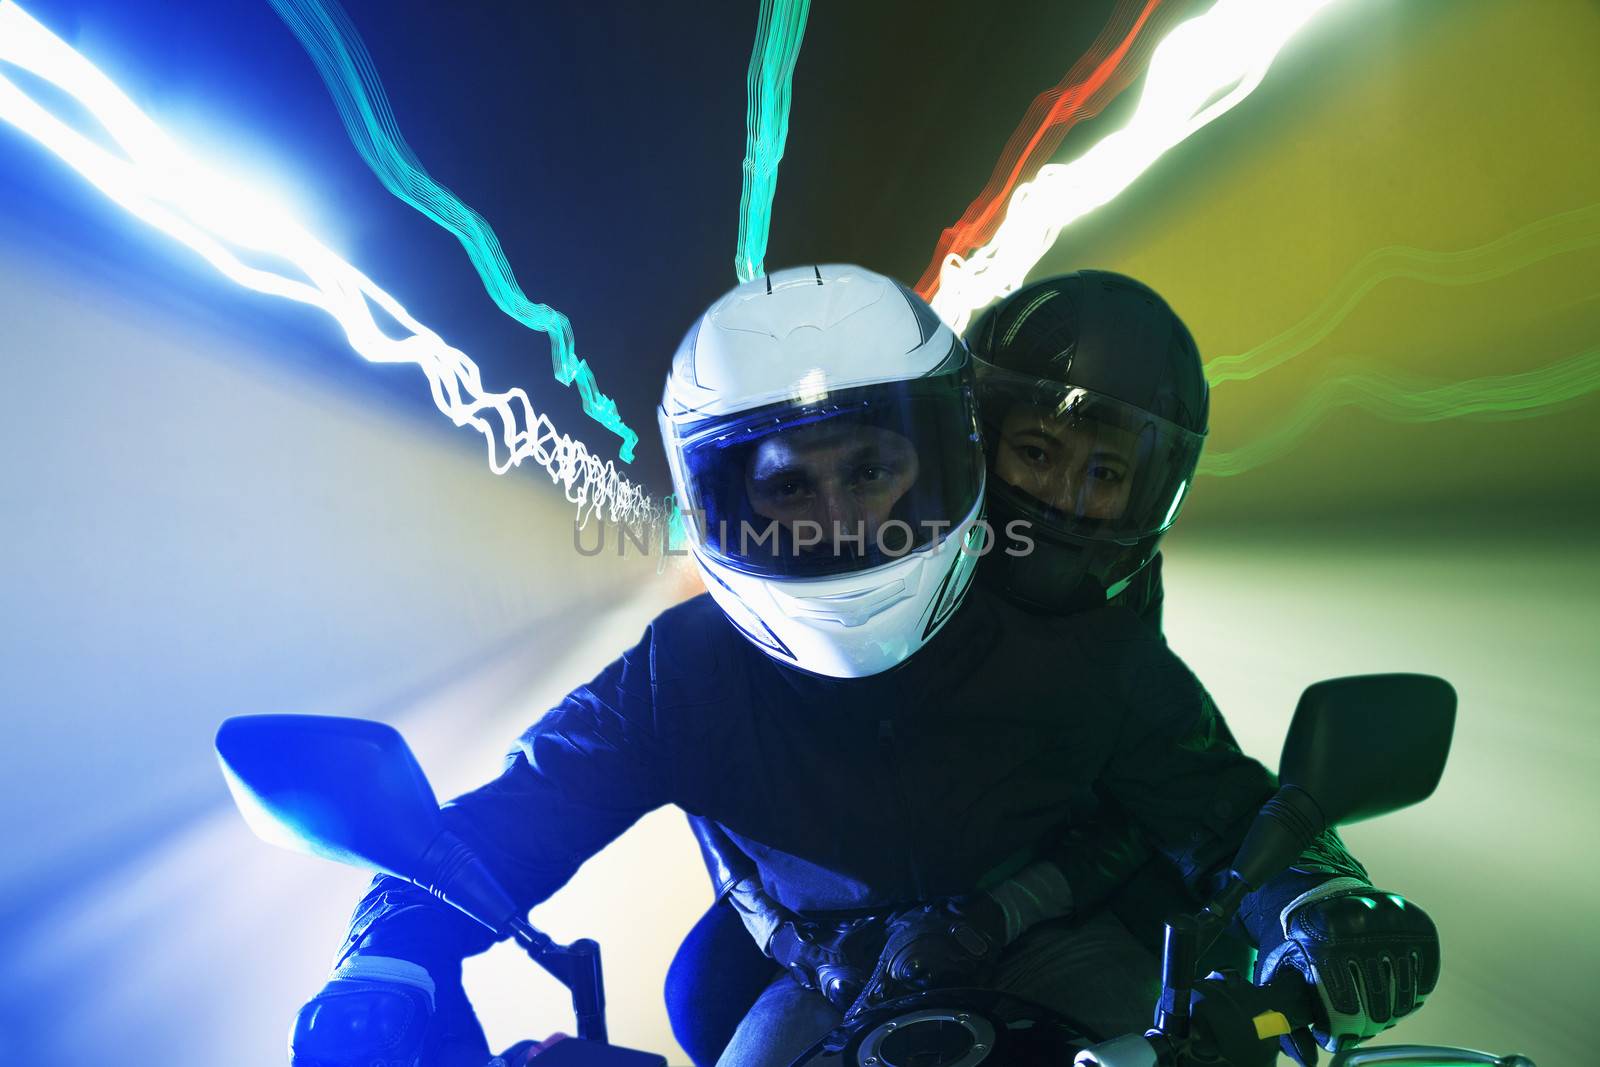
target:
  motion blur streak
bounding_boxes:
[1207,203,1600,385]
[735,0,811,282]
[1200,348,1600,478]
[932,0,1344,334]
[912,0,1186,299]
[0,1,652,524]
[267,0,640,460]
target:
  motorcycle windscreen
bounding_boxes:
[975,364,1204,544]
[674,375,984,579]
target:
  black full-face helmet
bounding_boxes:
[966,270,1208,614]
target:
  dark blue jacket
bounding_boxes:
[339,584,1362,970]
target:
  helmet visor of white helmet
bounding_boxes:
[674,375,983,579]
[975,362,1205,544]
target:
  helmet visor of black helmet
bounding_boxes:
[975,363,1204,544]
[676,375,983,579]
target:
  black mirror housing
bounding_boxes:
[1226,674,1456,892]
[1280,674,1455,826]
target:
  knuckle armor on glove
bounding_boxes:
[1256,881,1440,1053]
[290,955,436,1067]
[770,918,881,1012]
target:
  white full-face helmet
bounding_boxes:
[660,264,987,679]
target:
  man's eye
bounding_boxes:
[756,477,811,499]
[1018,444,1051,465]
[853,465,891,485]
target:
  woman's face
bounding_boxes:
[993,404,1139,520]
[745,422,920,552]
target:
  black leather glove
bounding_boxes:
[290,955,489,1067]
[1255,883,1440,1060]
[848,896,1006,1017]
[770,916,884,1013]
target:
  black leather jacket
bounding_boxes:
[687,552,1172,932]
[337,580,1364,971]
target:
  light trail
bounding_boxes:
[735,0,811,282]
[1199,348,1600,478]
[0,1,653,525]
[912,0,1189,299]
[932,0,1347,334]
[266,0,639,461]
[1206,202,1600,385]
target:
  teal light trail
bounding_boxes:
[1206,202,1600,386]
[268,0,639,460]
[1200,348,1600,477]
[0,1,652,523]
[735,0,812,282]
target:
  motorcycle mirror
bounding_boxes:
[215,714,519,933]
[215,714,444,878]
[216,715,632,1046]
[1279,674,1456,825]
[1228,674,1455,892]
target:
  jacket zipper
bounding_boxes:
[878,717,927,901]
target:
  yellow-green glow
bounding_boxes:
[1027,0,1600,523]
[1201,348,1600,478]
[1205,202,1600,386]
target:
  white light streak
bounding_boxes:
[932,0,1347,334]
[0,1,652,526]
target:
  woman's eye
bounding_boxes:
[1087,465,1125,484]
[1018,444,1051,465]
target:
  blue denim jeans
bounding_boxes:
[715,908,1163,1067]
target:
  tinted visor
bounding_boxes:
[976,363,1204,543]
[676,375,983,578]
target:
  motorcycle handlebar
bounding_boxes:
[1075,971,1539,1067]
[1074,969,1320,1067]
[1329,1050,1536,1067]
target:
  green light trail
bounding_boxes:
[1206,202,1600,385]
[1200,348,1600,477]
[268,0,640,460]
[735,0,811,282]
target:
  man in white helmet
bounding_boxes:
[288,267,1420,1067]
[658,263,986,678]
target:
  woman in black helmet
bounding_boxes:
[663,270,1206,1064]
[967,268,1208,623]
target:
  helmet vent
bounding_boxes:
[894,279,944,349]
[772,579,914,628]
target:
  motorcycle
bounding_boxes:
[215,673,1535,1067]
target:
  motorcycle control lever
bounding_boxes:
[510,917,608,1045]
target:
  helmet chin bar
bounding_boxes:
[977,481,1160,616]
[691,494,986,679]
